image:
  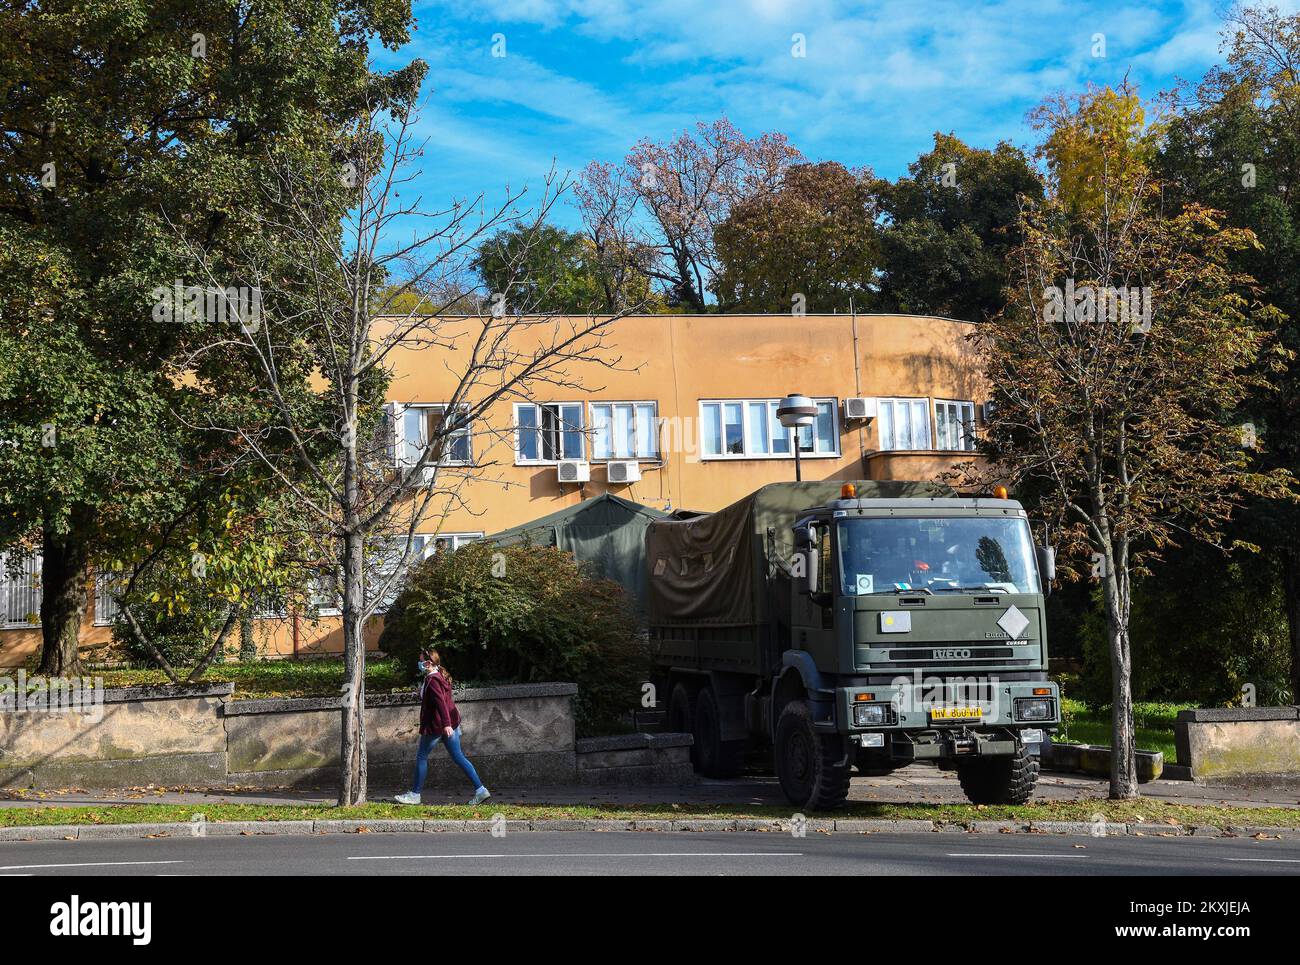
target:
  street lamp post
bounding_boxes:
[776,393,817,482]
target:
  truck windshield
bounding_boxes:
[837,517,1040,596]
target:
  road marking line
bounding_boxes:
[945,853,1088,858]
[1225,857,1300,864]
[0,860,185,871]
[349,852,801,860]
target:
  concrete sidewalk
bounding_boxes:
[2,763,1296,810]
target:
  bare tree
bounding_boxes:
[174,99,639,805]
[579,118,801,311]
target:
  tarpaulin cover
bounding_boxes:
[645,480,951,626]
[487,493,668,607]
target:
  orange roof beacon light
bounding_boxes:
[992,485,1009,500]
[841,483,857,499]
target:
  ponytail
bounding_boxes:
[421,648,453,688]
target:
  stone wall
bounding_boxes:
[1174,706,1300,783]
[224,683,579,788]
[0,681,583,790]
[0,683,231,789]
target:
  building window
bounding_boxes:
[515,402,584,463]
[876,398,933,451]
[699,398,838,459]
[934,400,977,452]
[428,532,484,554]
[397,403,472,467]
[347,533,486,615]
[94,573,122,627]
[1,553,41,628]
[590,402,658,460]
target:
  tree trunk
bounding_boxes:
[1102,564,1139,799]
[1282,544,1300,704]
[37,507,91,676]
[338,527,367,806]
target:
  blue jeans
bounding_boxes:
[411,726,484,793]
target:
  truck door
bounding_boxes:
[792,522,837,667]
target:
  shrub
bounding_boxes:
[379,541,650,735]
[112,591,235,667]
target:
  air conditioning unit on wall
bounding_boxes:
[556,460,590,484]
[844,397,877,421]
[606,460,641,484]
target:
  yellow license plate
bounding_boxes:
[929,706,983,721]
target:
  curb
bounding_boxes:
[0,818,1297,842]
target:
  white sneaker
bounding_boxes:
[394,791,422,805]
[468,787,491,806]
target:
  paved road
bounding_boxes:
[2,831,1299,875]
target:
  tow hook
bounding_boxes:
[950,732,978,755]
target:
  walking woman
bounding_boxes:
[395,649,491,806]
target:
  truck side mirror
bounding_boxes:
[805,546,819,595]
[1037,545,1056,595]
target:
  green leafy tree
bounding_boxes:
[876,133,1042,322]
[0,0,418,674]
[473,223,609,314]
[0,0,416,676]
[713,161,880,312]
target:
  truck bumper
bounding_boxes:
[832,679,1061,746]
[883,731,1020,761]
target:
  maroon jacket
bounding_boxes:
[419,669,461,736]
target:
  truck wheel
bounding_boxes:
[774,701,851,811]
[955,743,1040,805]
[668,683,697,767]
[695,687,745,778]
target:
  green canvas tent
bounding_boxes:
[487,494,669,607]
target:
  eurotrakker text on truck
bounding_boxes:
[645,480,1062,811]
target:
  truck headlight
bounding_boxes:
[853,703,888,726]
[1014,697,1054,721]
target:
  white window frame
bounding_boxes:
[329,532,486,617]
[514,402,585,464]
[589,401,659,461]
[934,399,977,452]
[1,552,41,629]
[395,403,473,468]
[875,397,934,452]
[94,572,122,627]
[697,398,839,460]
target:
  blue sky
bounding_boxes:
[374,0,1300,231]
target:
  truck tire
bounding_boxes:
[955,743,1039,805]
[668,683,697,767]
[695,687,745,778]
[774,701,852,811]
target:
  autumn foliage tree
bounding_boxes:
[713,161,880,312]
[978,86,1295,798]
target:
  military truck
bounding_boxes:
[645,480,1061,810]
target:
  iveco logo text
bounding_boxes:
[932,648,971,660]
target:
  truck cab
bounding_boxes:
[779,487,1061,808]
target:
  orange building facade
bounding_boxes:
[0,313,988,667]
